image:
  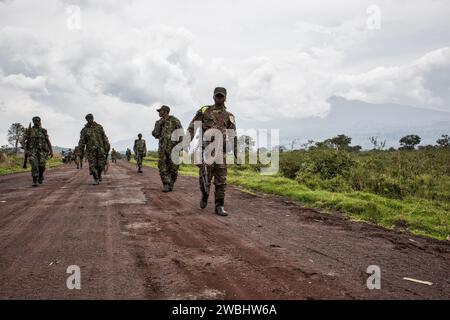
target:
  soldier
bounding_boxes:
[111,148,117,163]
[133,134,147,173]
[126,148,132,162]
[78,114,110,185]
[74,146,82,169]
[67,149,73,164]
[187,87,237,216]
[152,105,182,192]
[22,116,54,187]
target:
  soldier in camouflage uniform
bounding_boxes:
[152,105,182,192]
[187,87,237,216]
[133,134,147,173]
[78,114,110,185]
[74,146,82,169]
[126,148,132,162]
[67,149,73,164]
[111,148,118,163]
[22,116,54,187]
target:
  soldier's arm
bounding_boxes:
[101,126,110,154]
[152,120,162,139]
[143,140,147,155]
[43,129,54,157]
[228,113,238,159]
[187,110,203,140]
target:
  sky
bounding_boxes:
[0,0,450,148]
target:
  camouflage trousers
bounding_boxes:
[158,150,179,186]
[136,152,145,167]
[86,147,107,177]
[200,163,227,201]
[75,156,83,168]
[29,150,47,179]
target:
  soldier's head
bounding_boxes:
[213,87,227,106]
[157,105,170,118]
[32,116,41,127]
[138,133,142,139]
[85,113,94,125]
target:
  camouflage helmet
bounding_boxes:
[32,116,41,122]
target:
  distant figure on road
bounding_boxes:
[152,105,182,192]
[111,148,118,163]
[78,114,110,185]
[22,116,54,187]
[133,134,147,173]
[125,148,132,162]
[74,146,82,169]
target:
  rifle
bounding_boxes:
[22,123,31,169]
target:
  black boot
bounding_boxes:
[98,171,102,182]
[92,172,99,185]
[38,166,45,184]
[200,192,208,209]
[138,166,142,173]
[163,184,171,192]
[215,198,228,216]
[32,177,38,187]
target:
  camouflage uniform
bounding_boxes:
[152,115,182,189]
[23,125,52,185]
[133,138,147,172]
[78,121,110,182]
[126,148,132,162]
[74,146,82,169]
[111,149,117,163]
[187,92,237,211]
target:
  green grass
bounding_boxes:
[0,155,63,176]
[141,155,449,240]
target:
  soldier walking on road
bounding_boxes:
[187,87,237,216]
[22,116,54,187]
[74,146,82,169]
[111,148,118,163]
[152,105,182,192]
[78,114,110,185]
[126,148,132,162]
[133,134,147,173]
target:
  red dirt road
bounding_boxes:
[0,161,448,299]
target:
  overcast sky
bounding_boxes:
[1,0,450,147]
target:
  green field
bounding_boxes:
[0,154,63,176]
[139,148,450,240]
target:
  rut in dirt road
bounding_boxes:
[0,160,448,299]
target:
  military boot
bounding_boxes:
[98,171,103,182]
[138,166,143,173]
[214,198,228,216]
[163,184,171,192]
[200,192,208,209]
[32,177,38,187]
[92,172,100,185]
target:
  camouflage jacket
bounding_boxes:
[152,116,183,151]
[23,127,50,153]
[78,122,110,157]
[188,105,237,155]
[133,139,147,154]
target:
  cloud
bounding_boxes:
[0,0,450,147]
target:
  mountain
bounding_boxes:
[110,96,450,151]
[238,96,450,149]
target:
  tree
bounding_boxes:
[326,134,352,151]
[436,134,450,148]
[369,136,386,150]
[399,134,421,150]
[7,123,25,155]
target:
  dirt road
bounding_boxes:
[0,161,448,299]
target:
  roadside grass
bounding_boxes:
[0,155,63,176]
[139,155,449,240]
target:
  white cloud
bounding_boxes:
[0,0,449,147]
